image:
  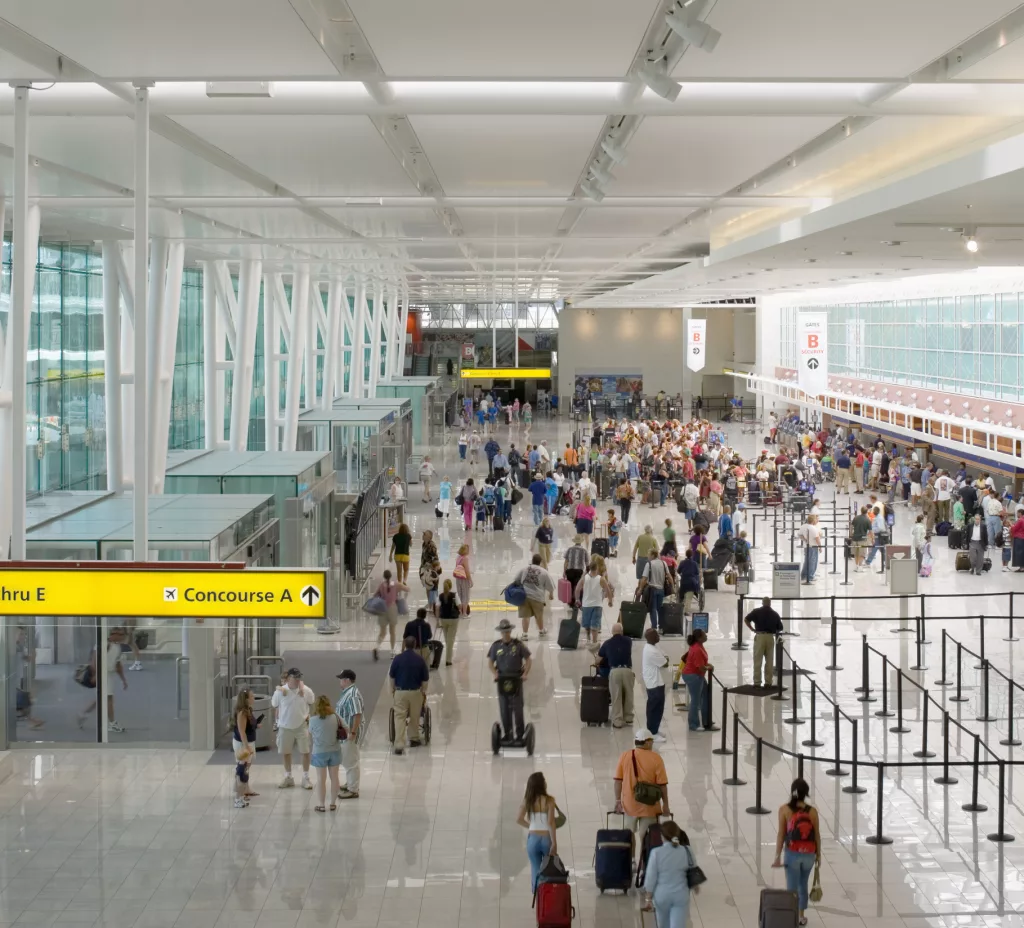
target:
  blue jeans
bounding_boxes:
[654,894,690,928]
[504,500,512,521]
[986,515,1002,548]
[683,673,709,730]
[865,541,886,567]
[533,504,543,525]
[646,684,666,735]
[801,547,819,581]
[648,588,665,630]
[459,445,466,459]
[785,851,816,911]
[581,606,602,630]
[526,832,552,892]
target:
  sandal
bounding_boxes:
[329,804,337,811]
[314,806,326,813]
[244,791,260,798]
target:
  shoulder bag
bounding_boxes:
[685,846,707,888]
[631,750,664,806]
[809,860,822,901]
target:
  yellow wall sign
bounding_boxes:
[460,368,551,379]
[0,568,327,619]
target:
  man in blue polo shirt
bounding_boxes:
[528,474,548,525]
[597,623,634,728]
[389,637,429,755]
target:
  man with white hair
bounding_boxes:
[537,441,551,466]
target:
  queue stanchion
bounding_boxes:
[935,631,952,686]
[825,595,841,672]
[962,735,989,813]
[823,528,829,565]
[772,508,779,562]
[913,692,936,758]
[790,530,795,564]
[751,509,757,549]
[864,765,893,846]
[840,538,852,586]
[732,597,747,652]
[784,658,804,726]
[842,719,867,794]
[911,619,926,672]
[919,593,930,643]
[771,638,787,702]
[935,711,958,785]
[829,527,839,574]
[704,672,719,732]
[988,761,1015,843]
[1006,592,1018,643]
[874,656,894,718]
[978,659,997,723]
[802,682,825,747]
[890,670,911,734]
[723,712,747,786]
[713,686,732,756]
[826,705,848,777]
[745,737,771,815]
[855,634,876,702]
[1000,683,1022,747]
[797,753,805,780]
[975,615,987,669]
[951,641,969,703]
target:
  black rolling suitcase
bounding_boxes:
[595,812,633,894]
[580,669,610,726]
[558,618,581,650]
[591,537,610,558]
[660,601,683,636]
[703,569,718,591]
[947,527,964,549]
[493,512,505,531]
[620,601,647,639]
[759,888,799,928]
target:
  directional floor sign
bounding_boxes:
[0,567,327,619]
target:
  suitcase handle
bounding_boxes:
[606,810,626,827]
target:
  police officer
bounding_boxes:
[486,619,532,743]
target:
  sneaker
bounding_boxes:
[128,661,143,671]
[409,739,423,748]
[301,775,313,790]
[338,788,359,800]
[278,775,294,789]
[521,633,529,640]
[652,732,667,743]
[233,797,248,809]
[538,629,549,638]
[107,721,125,733]
[394,748,404,756]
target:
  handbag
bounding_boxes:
[455,491,464,507]
[554,803,567,830]
[335,713,348,742]
[362,595,387,615]
[453,562,468,579]
[631,750,664,806]
[809,861,823,902]
[511,487,523,505]
[685,846,707,889]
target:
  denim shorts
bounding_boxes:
[581,606,603,630]
[310,750,341,768]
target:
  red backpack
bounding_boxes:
[786,808,816,854]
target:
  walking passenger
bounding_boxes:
[516,773,559,893]
[597,622,634,728]
[641,821,700,928]
[772,778,821,927]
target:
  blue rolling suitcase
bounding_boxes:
[595,812,633,894]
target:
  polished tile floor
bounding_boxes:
[5,416,1024,928]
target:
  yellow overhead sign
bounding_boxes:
[460,368,551,379]
[0,568,327,619]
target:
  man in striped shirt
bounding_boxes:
[335,670,364,799]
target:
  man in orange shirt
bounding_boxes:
[613,728,670,855]
[564,444,579,468]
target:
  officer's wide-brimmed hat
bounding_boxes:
[495,619,515,631]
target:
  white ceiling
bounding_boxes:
[0,0,1023,303]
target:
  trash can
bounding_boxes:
[253,693,273,751]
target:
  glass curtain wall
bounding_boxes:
[779,294,1018,400]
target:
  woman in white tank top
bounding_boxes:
[517,772,559,892]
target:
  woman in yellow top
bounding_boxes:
[389,522,412,583]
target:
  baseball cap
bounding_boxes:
[336,670,356,682]
[634,727,654,743]
[495,619,515,631]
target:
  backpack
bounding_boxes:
[733,538,750,563]
[786,808,816,854]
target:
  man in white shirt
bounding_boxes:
[271,668,316,789]
[798,515,822,583]
[870,448,883,489]
[537,441,551,466]
[419,456,436,503]
[983,491,1005,549]
[640,629,670,744]
[577,472,594,499]
[934,472,954,523]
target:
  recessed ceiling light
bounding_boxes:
[880,240,901,246]
[804,258,817,263]
[837,250,852,256]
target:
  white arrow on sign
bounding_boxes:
[301,585,321,607]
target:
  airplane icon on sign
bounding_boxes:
[164,587,178,602]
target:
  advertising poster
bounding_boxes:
[574,373,642,397]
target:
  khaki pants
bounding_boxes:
[625,814,659,858]
[393,689,424,746]
[682,591,697,614]
[854,467,864,492]
[340,739,360,792]
[936,499,950,523]
[835,468,849,493]
[609,667,635,727]
[438,619,458,662]
[753,633,776,687]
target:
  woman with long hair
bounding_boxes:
[772,777,821,926]
[308,694,342,813]
[454,544,473,616]
[461,477,478,530]
[516,772,558,893]
[390,522,413,583]
[232,688,258,808]
[641,820,699,928]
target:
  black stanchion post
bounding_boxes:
[911,618,926,672]
[830,525,839,574]
[935,631,951,686]
[823,527,829,565]
[935,711,958,785]
[918,594,930,643]
[1001,683,1021,747]
[978,659,996,722]
[723,712,747,786]
[746,737,771,815]
[987,760,1014,843]
[963,735,989,813]
[771,637,787,702]
[951,641,969,703]
[790,529,795,563]
[772,511,778,562]
[976,615,987,669]
[865,765,893,845]
[826,706,849,777]
[798,753,805,780]
[785,659,804,725]
[842,719,867,794]
[704,672,719,732]
[840,538,852,586]
[732,597,747,652]
[752,509,757,550]
[802,683,825,747]
[913,692,936,758]
[825,596,841,671]
[891,670,910,733]
[713,687,732,755]
[856,634,876,701]
[875,656,894,718]
[1007,592,1018,643]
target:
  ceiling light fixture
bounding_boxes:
[963,234,979,253]
[600,136,628,165]
[579,181,605,202]
[664,4,722,52]
[589,162,615,186]
[637,57,682,103]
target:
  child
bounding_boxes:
[475,495,488,530]
[420,560,441,616]
[438,476,453,519]
[607,509,621,557]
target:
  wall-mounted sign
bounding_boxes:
[686,319,707,372]
[797,313,828,395]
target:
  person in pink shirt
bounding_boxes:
[575,497,597,549]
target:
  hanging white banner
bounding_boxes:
[797,312,828,395]
[686,318,706,372]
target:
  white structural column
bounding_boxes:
[368,284,383,395]
[228,258,262,452]
[262,272,282,450]
[384,286,399,379]
[282,269,310,451]
[144,238,169,490]
[322,277,343,408]
[117,243,135,488]
[133,83,150,561]
[309,282,330,408]
[101,243,124,492]
[514,297,520,367]
[151,241,185,489]
[396,287,410,379]
[351,277,367,397]
[339,278,355,397]
[202,261,220,449]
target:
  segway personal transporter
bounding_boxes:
[491,672,535,755]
